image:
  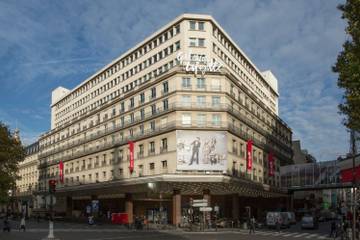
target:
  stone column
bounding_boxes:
[125,193,133,224]
[232,194,239,220]
[172,190,181,227]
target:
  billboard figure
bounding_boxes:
[189,137,201,165]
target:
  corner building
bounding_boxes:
[37,14,293,224]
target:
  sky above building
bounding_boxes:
[0,0,348,161]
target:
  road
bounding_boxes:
[0,219,337,240]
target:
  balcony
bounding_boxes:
[148,150,156,156]
[160,146,168,153]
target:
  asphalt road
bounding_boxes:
[0,219,335,240]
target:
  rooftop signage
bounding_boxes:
[176,51,222,75]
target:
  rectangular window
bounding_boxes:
[197,78,205,89]
[189,20,196,30]
[149,141,155,153]
[197,96,206,106]
[198,38,205,47]
[181,95,191,106]
[163,99,169,110]
[212,96,221,107]
[162,81,169,94]
[197,114,206,126]
[175,41,180,50]
[198,22,205,31]
[139,124,144,135]
[140,92,145,103]
[150,120,155,131]
[212,114,221,126]
[182,77,191,88]
[182,113,191,125]
[189,38,197,47]
[120,102,125,112]
[149,162,155,170]
[151,104,156,115]
[140,109,145,120]
[151,87,156,99]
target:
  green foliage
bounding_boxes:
[333,0,360,131]
[0,122,25,203]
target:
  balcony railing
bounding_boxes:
[38,102,292,167]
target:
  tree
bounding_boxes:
[333,0,360,131]
[0,122,25,203]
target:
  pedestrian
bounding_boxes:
[276,217,281,233]
[249,216,255,234]
[3,217,10,232]
[19,216,26,232]
[88,215,94,225]
[330,220,336,238]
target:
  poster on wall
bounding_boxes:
[176,130,227,171]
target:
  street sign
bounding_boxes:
[193,199,208,203]
[199,207,212,212]
[193,202,208,207]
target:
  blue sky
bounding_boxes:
[0,0,348,161]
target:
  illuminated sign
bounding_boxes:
[176,51,222,75]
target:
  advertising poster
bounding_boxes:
[176,130,227,171]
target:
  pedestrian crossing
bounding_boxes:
[240,230,332,239]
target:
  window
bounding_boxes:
[139,124,144,135]
[197,96,206,106]
[148,163,154,171]
[189,21,196,30]
[198,38,205,47]
[212,114,221,126]
[189,38,197,47]
[182,113,191,125]
[212,96,221,107]
[162,81,169,94]
[120,102,125,112]
[150,120,155,131]
[175,41,180,51]
[151,104,156,115]
[149,141,155,153]
[130,113,134,123]
[163,99,169,110]
[161,138,168,152]
[162,160,167,168]
[181,95,191,106]
[140,92,145,103]
[140,108,145,120]
[130,97,134,108]
[197,114,206,126]
[198,22,205,31]
[151,87,156,99]
[182,77,191,88]
[197,78,205,89]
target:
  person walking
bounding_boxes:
[3,217,10,232]
[249,216,255,234]
[19,216,26,232]
[276,217,281,233]
[330,220,336,238]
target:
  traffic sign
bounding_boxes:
[193,202,208,207]
[199,207,212,212]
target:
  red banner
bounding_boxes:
[268,152,274,176]
[129,141,134,173]
[59,161,64,183]
[246,140,253,170]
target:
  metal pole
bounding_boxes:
[351,130,356,240]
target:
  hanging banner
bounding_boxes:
[128,141,134,173]
[59,161,64,183]
[268,152,275,177]
[246,140,253,170]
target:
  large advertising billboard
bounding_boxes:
[176,130,227,171]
